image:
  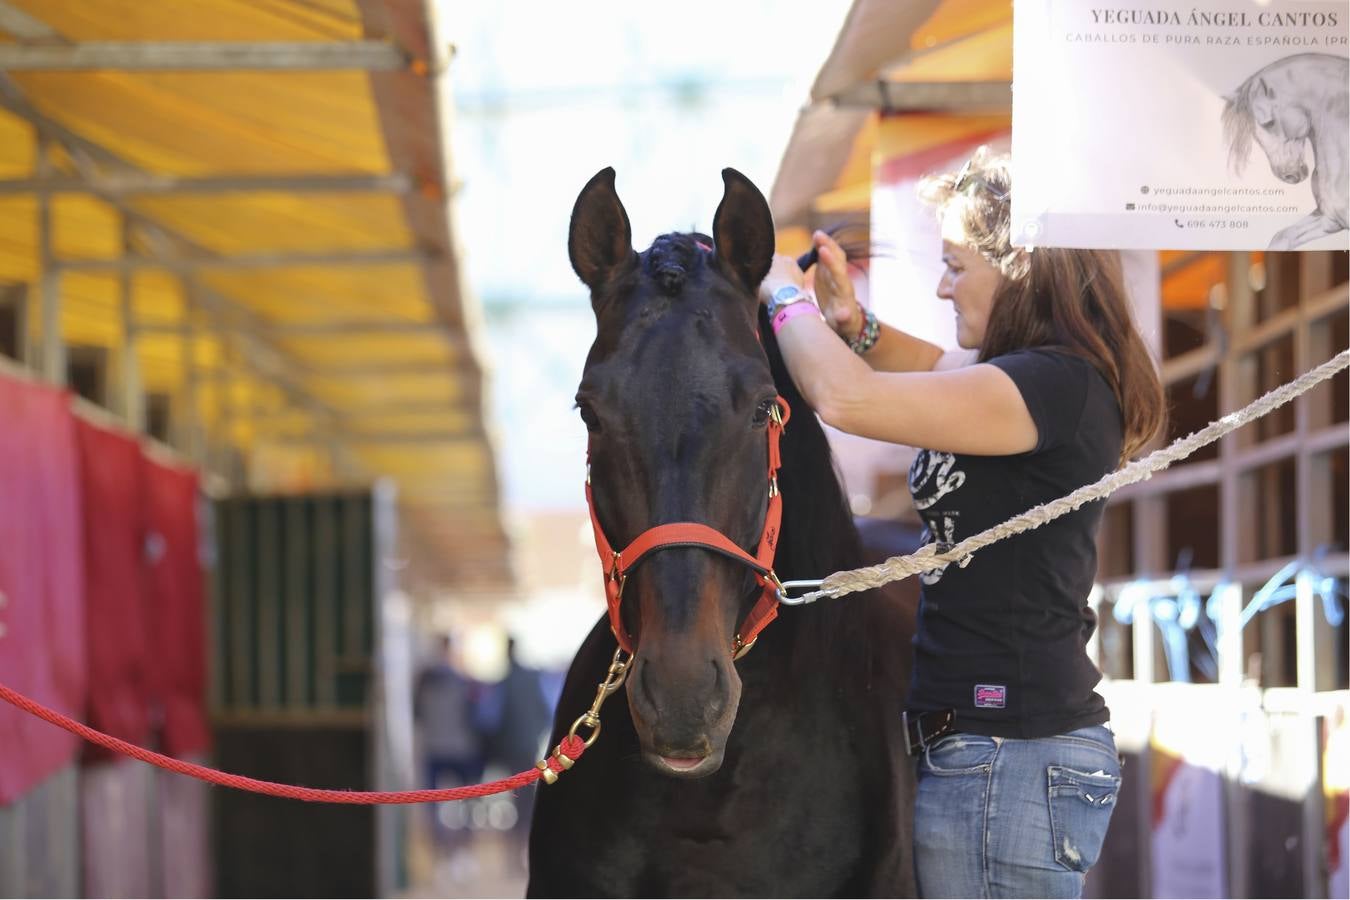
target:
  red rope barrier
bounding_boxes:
[0,682,586,804]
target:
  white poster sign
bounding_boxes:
[1012,1,1349,251]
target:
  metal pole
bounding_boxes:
[211,361,232,485]
[181,281,203,461]
[0,171,412,196]
[37,139,63,385]
[1219,253,1255,900]
[0,41,408,72]
[119,216,145,430]
[0,1,58,41]
[1294,254,1338,695]
[55,248,431,272]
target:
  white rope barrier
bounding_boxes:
[799,348,1350,604]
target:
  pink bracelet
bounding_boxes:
[771,301,821,335]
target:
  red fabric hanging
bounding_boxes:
[143,456,210,757]
[75,417,151,762]
[0,373,86,803]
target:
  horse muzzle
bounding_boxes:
[1274,161,1309,184]
[626,651,741,778]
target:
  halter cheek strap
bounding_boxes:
[585,397,791,658]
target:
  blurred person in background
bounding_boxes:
[476,636,552,841]
[414,633,486,847]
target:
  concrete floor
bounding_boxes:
[402,797,530,899]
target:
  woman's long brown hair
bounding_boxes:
[921,148,1165,461]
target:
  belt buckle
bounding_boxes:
[903,710,953,758]
[903,710,925,758]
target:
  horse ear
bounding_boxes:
[569,167,636,293]
[712,168,775,295]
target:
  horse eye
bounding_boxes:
[1259,118,1276,130]
[576,402,602,433]
[751,398,776,428]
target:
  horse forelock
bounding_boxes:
[642,232,711,297]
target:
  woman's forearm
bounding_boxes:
[775,308,1038,454]
[774,311,873,425]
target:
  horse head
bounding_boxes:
[568,167,777,778]
[1224,74,1311,184]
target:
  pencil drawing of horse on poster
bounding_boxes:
[1222,53,1349,250]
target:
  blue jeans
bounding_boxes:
[914,724,1121,898]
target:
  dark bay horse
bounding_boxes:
[526,167,917,897]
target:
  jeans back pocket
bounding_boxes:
[1046,765,1121,872]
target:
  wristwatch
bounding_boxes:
[766,284,814,318]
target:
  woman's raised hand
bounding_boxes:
[810,231,862,342]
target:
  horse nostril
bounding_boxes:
[639,658,659,712]
[707,659,725,718]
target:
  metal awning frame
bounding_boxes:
[769,0,1014,226]
[0,0,513,588]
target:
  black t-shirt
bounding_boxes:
[906,348,1123,739]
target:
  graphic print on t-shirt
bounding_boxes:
[908,449,973,585]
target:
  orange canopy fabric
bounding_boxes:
[0,0,509,587]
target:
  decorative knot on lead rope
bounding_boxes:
[535,734,588,785]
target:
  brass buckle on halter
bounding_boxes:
[769,403,784,428]
[731,571,781,661]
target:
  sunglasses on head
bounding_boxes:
[953,158,1010,202]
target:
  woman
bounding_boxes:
[758,148,1164,898]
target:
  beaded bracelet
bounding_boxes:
[849,304,880,355]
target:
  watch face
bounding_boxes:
[771,285,802,304]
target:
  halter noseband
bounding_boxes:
[584,397,790,659]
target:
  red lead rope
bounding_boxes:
[0,398,791,803]
[0,681,586,804]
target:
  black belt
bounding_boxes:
[902,709,956,757]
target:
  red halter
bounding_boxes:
[584,397,791,659]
